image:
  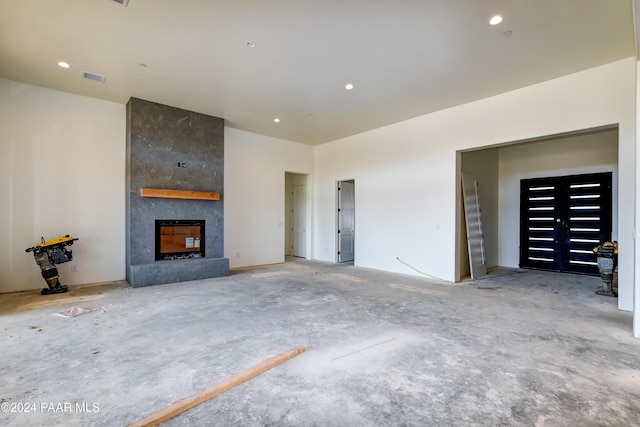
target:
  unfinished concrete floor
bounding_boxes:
[1,259,639,426]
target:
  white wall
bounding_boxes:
[314,58,635,313]
[498,129,619,268]
[0,78,126,292]
[225,128,313,268]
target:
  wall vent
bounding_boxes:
[110,0,129,6]
[83,72,106,83]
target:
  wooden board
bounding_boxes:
[140,188,220,201]
[127,345,306,427]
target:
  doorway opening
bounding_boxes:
[337,180,355,263]
[285,172,308,259]
[456,125,618,282]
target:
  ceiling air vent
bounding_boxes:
[110,0,129,6]
[83,72,106,83]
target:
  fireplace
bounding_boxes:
[155,220,205,261]
[126,98,228,287]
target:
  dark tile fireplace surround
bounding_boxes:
[126,98,229,287]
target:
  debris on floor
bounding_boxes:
[51,306,91,318]
[127,345,307,427]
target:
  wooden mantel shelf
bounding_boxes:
[140,188,220,201]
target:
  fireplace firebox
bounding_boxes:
[155,220,205,261]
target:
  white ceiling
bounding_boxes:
[0,0,635,145]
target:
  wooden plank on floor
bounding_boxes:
[126,345,306,427]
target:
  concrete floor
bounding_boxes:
[1,259,639,426]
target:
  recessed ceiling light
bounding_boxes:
[503,30,513,37]
[345,83,354,90]
[273,118,280,123]
[58,61,70,68]
[246,42,256,48]
[489,15,503,25]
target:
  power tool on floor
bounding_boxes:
[593,241,617,297]
[25,235,78,295]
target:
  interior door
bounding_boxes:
[292,184,307,258]
[338,181,355,262]
[462,173,487,279]
[520,172,612,275]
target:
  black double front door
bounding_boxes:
[519,172,612,275]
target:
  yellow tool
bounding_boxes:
[26,235,78,295]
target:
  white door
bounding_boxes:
[462,173,487,279]
[292,184,307,257]
[338,181,355,262]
